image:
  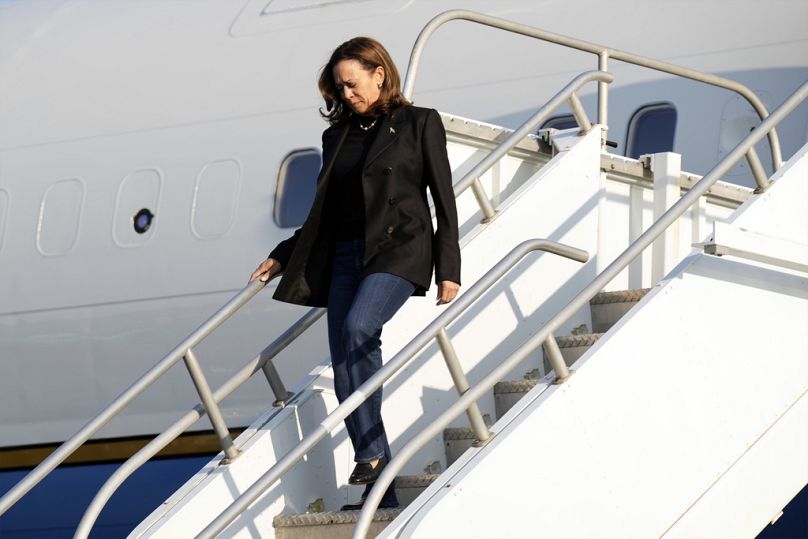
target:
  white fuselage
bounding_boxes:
[1,0,806,448]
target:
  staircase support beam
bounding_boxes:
[649,152,682,284]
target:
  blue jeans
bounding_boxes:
[328,240,414,504]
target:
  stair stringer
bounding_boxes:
[131,127,605,538]
[382,144,808,539]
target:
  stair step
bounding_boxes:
[493,379,539,419]
[274,508,403,539]
[395,474,439,506]
[589,288,650,333]
[272,475,438,539]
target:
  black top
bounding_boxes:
[325,114,382,241]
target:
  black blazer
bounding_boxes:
[268,105,461,307]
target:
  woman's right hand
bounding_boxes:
[249,258,282,283]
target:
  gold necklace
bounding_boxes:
[357,117,377,131]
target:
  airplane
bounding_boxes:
[1,0,806,536]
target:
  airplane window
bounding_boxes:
[625,103,677,159]
[275,149,320,228]
[540,114,578,131]
[37,178,84,256]
[192,159,241,239]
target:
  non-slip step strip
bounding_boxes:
[590,288,650,305]
[443,427,485,441]
[494,379,539,395]
[396,474,440,488]
[555,333,604,347]
[274,508,404,528]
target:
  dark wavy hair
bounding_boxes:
[318,37,410,126]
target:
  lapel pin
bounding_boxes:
[389,127,396,134]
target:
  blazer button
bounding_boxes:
[386,226,394,234]
[383,167,392,175]
[388,197,397,205]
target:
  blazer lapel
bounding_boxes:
[364,108,405,169]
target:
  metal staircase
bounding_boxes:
[271,288,649,539]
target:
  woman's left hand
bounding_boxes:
[436,281,460,306]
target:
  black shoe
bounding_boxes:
[348,456,387,485]
[340,497,366,511]
[340,496,399,511]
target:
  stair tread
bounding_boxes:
[274,508,404,527]
[494,379,539,394]
[443,426,486,440]
[590,288,650,305]
[555,333,603,347]
[396,474,440,488]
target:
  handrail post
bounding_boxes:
[470,177,497,222]
[262,360,294,407]
[183,348,240,463]
[568,92,593,134]
[542,333,571,384]
[746,145,770,193]
[598,50,609,148]
[650,152,683,284]
[435,328,491,445]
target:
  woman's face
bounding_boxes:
[333,59,384,115]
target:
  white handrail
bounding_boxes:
[403,9,783,172]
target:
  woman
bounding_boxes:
[250,37,461,511]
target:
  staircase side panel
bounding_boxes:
[661,391,808,539]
